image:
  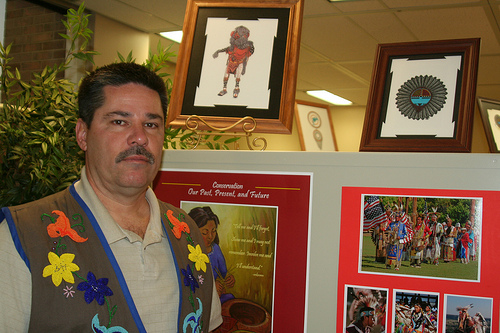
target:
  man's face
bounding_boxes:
[76,83,165,196]
[363,315,375,328]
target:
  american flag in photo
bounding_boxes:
[400,211,414,244]
[363,196,387,231]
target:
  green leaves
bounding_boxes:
[0,3,239,207]
[0,5,90,206]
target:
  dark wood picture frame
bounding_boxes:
[166,0,304,134]
[477,96,500,153]
[359,38,480,152]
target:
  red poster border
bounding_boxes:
[153,169,312,332]
[337,187,498,333]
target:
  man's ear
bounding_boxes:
[76,119,88,151]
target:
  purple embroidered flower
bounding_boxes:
[63,285,75,298]
[181,264,199,293]
[77,271,113,305]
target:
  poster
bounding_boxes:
[337,187,498,333]
[153,169,312,332]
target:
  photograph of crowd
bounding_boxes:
[444,294,492,333]
[394,290,439,333]
[360,195,482,280]
[344,285,388,333]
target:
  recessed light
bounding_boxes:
[306,90,352,105]
[159,31,183,43]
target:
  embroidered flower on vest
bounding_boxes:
[46,210,88,242]
[165,209,208,332]
[42,252,80,286]
[42,209,125,332]
[92,314,128,333]
[183,298,203,333]
[182,264,199,293]
[188,244,210,273]
[167,209,191,239]
[78,271,114,306]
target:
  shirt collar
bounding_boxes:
[74,167,165,245]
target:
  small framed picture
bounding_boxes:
[477,97,500,153]
[294,100,338,151]
[166,0,304,134]
[359,38,480,152]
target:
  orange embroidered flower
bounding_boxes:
[47,210,88,243]
[167,210,190,239]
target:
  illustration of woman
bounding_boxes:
[188,206,236,303]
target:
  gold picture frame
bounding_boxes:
[295,100,338,151]
[167,0,304,134]
[477,96,500,153]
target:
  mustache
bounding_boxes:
[115,146,155,165]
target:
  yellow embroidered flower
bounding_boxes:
[42,252,80,286]
[188,244,209,272]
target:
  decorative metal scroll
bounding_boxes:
[185,115,267,151]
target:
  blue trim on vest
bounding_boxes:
[1,207,31,271]
[69,184,147,333]
[161,218,184,329]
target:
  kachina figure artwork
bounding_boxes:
[213,25,255,98]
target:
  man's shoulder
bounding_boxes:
[6,188,72,213]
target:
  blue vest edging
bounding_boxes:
[1,206,31,271]
[69,184,147,333]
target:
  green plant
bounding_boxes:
[0,4,93,206]
[0,4,237,207]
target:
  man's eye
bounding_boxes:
[145,123,159,128]
[112,119,125,125]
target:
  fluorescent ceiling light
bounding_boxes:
[306,90,352,105]
[159,30,183,43]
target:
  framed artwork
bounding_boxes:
[295,100,338,151]
[336,186,499,332]
[359,38,480,152]
[477,97,500,153]
[153,169,312,332]
[166,0,304,134]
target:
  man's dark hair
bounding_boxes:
[78,62,168,128]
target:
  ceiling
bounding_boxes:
[49,0,500,107]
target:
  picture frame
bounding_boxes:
[166,0,304,134]
[153,169,312,332]
[295,100,338,151]
[359,38,480,152]
[477,96,500,153]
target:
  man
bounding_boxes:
[460,227,472,264]
[410,303,426,333]
[0,63,222,332]
[385,212,408,271]
[443,216,457,262]
[427,214,443,265]
[346,306,375,333]
[465,221,475,261]
[410,215,430,268]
